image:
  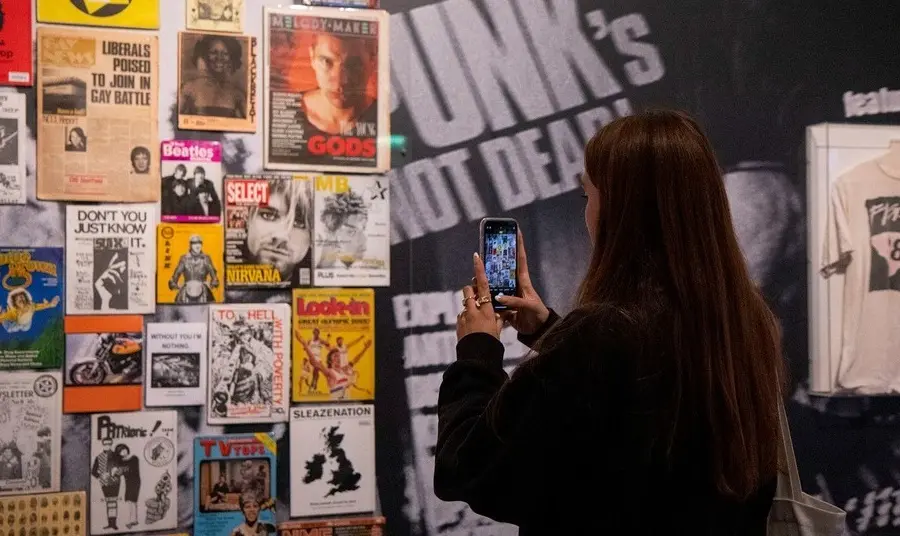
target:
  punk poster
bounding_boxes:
[292,288,375,402]
[0,0,32,86]
[63,315,143,414]
[65,204,156,315]
[0,491,86,535]
[178,31,257,133]
[36,0,159,29]
[313,175,389,287]
[187,0,244,33]
[0,371,61,497]
[193,433,277,536]
[89,411,178,534]
[156,224,224,305]
[207,304,290,424]
[224,174,313,289]
[0,248,63,370]
[279,517,386,535]
[289,403,376,518]
[0,92,26,204]
[36,28,159,202]
[161,140,223,223]
[263,6,391,173]
[145,322,206,407]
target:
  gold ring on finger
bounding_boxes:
[476,296,491,307]
[462,296,476,307]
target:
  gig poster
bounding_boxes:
[36,28,159,202]
[0,0,33,86]
[263,7,391,173]
[36,0,160,30]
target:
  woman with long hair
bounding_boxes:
[436,110,784,534]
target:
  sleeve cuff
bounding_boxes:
[517,309,561,348]
[456,332,505,366]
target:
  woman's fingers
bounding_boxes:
[516,229,534,291]
[495,295,537,312]
[472,253,490,300]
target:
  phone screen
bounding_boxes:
[482,220,517,309]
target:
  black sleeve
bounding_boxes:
[516,308,561,349]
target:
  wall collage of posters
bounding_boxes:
[2,0,900,535]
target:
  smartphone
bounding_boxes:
[478,218,518,310]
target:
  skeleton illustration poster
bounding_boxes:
[89,410,177,534]
[0,371,61,497]
[207,304,290,424]
[156,224,224,305]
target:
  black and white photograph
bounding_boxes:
[64,126,86,153]
[146,322,207,407]
[187,0,243,33]
[151,354,200,389]
[40,77,87,116]
[0,92,24,205]
[178,31,256,132]
[130,146,151,174]
[0,119,19,163]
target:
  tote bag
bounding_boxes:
[767,399,846,536]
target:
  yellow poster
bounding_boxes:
[292,288,375,402]
[157,224,224,304]
[37,0,159,29]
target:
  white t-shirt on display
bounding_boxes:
[821,158,900,393]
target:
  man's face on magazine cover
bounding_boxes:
[246,187,310,277]
[310,34,373,109]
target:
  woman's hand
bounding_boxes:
[496,230,550,335]
[457,253,503,341]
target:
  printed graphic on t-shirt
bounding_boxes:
[866,196,900,292]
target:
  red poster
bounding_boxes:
[0,0,33,86]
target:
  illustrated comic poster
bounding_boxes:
[65,204,156,315]
[36,28,159,202]
[63,315,143,414]
[0,371,62,497]
[178,31,257,133]
[0,491,87,535]
[279,516,386,535]
[193,433,277,536]
[145,322,206,407]
[313,175,390,287]
[289,404,376,517]
[0,92,27,204]
[208,304,290,424]
[224,174,313,289]
[292,288,374,402]
[187,0,244,33]
[156,224,224,305]
[89,410,177,534]
[161,140,223,223]
[263,6,391,173]
[37,0,160,29]
[0,248,63,370]
[0,0,33,86]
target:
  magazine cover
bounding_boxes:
[0,491,86,535]
[160,140,223,223]
[145,322,206,407]
[63,316,143,414]
[157,224,224,305]
[0,0,32,86]
[187,0,244,33]
[36,0,159,29]
[0,247,63,370]
[89,411,178,534]
[0,371,62,497]
[292,288,374,402]
[0,92,26,204]
[289,404,376,517]
[193,433,277,536]
[178,31,257,133]
[263,6,391,173]
[279,516,386,535]
[224,174,313,289]
[208,304,290,424]
[36,28,159,201]
[313,175,390,287]
[65,204,156,315]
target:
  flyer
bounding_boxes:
[263,6,391,173]
[36,0,160,29]
[0,0,32,86]
[36,28,159,202]
[0,92,26,204]
[160,140,223,223]
[186,0,244,33]
[156,224,224,305]
[145,322,206,407]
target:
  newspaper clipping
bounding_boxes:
[178,32,257,133]
[224,174,313,289]
[187,0,244,33]
[0,93,26,205]
[65,204,156,315]
[313,175,390,287]
[0,0,33,86]
[36,28,159,202]
[263,7,391,173]
[160,140,223,223]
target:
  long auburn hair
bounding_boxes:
[579,109,785,500]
